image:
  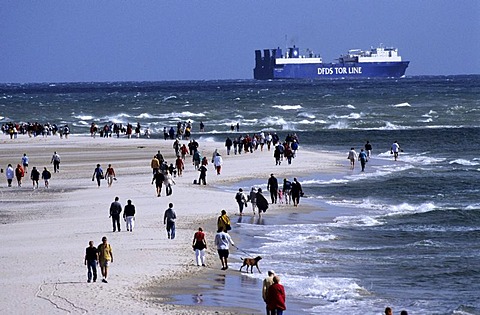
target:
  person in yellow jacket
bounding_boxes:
[217,209,231,232]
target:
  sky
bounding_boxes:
[1,1,479,83]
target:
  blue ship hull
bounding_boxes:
[273,62,409,79]
[254,49,410,80]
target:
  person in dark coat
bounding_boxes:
[256,188,269,217]
[267,174,278,204]
[291,177,303,207]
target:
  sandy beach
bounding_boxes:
[0,134,343,314]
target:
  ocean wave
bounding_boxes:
[377,121,408,130]
[393,102,411,107]
[326,199,437,226]
[286,274,365,302]
[163,95,177,102]
[297,112,316,119]
[449,159,479,166]
[332,215,384,227]
[328,112,363,120]
[327,121,350,129]
[135,113,156,119]
[73,114,95,120]
[303,178,349,185]
[410,239,442,247]
[465,204,480,210]
[272,105,302,110]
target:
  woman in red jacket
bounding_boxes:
[267,275,286,315]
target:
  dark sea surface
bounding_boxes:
[1,76,480,314]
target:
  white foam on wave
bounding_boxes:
[286,274,366,302]
[393,102,411,107]
[297,112,316,119]
[334,214,384,227]
[162,95,177,102]
[169,111,205,118]
[377,121,408,130]
[449,159,479,166]
[327,199,437,228]
[135,113,155,119]
[74,114,95,120]
[466,203,480,210]
[327,121,350,129]
[262,116,288,126]
[328,112,363,120]
[418,117,433,123]
[302,178,349,185]
[272,105,303,110]
[377,152,446,165]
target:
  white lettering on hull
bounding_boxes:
[317,67,362,75]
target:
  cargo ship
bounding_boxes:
[254,45,409,80]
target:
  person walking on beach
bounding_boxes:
[384,307,393,315]
[123,199,136,232]
[165,172,175,196]
[92,164,104,187]
[391,141,401,161]
[215,228,235,270]
[175,155,184,177]
[51,151,60,173]
[192,227,207,266]
[291,178,303,207]
[262,270,275,315]
[249,187,257,215]
[358,149,368,172]
[15,164,24,187]
[267,174,278,204]
[198,164,207,185]
[256,188,269,216]
[97,236,113,283]
[283,178,292,205]
[150,155,160,174]
[30,166,40,189]
[225,137,233,155]
[213,153,223,175]
[235,188,248,216]
[105,164,116,187]
[267,276,286,315]
[163,203,177,239]
[6,164,14,187]
[109,196,122,232]
[217,209,231,232]
[21,153,29,174]
[365,141,373,160]
[41,167,51,188]
[152,170,165,197]
[347,147,358,170]
[84,240,98,283]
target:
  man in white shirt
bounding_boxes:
[214,229,235,270]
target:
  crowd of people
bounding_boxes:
[2,122,71,139]
[347,140,403,172]
[8,123,415,315]
[4,152,55,189]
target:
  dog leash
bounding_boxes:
[233,245,252,256]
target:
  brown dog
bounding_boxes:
[239,256,262,273]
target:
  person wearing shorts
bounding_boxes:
[97,236,113,283]
[215,229,235,270]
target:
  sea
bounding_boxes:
[1,76,479,314]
